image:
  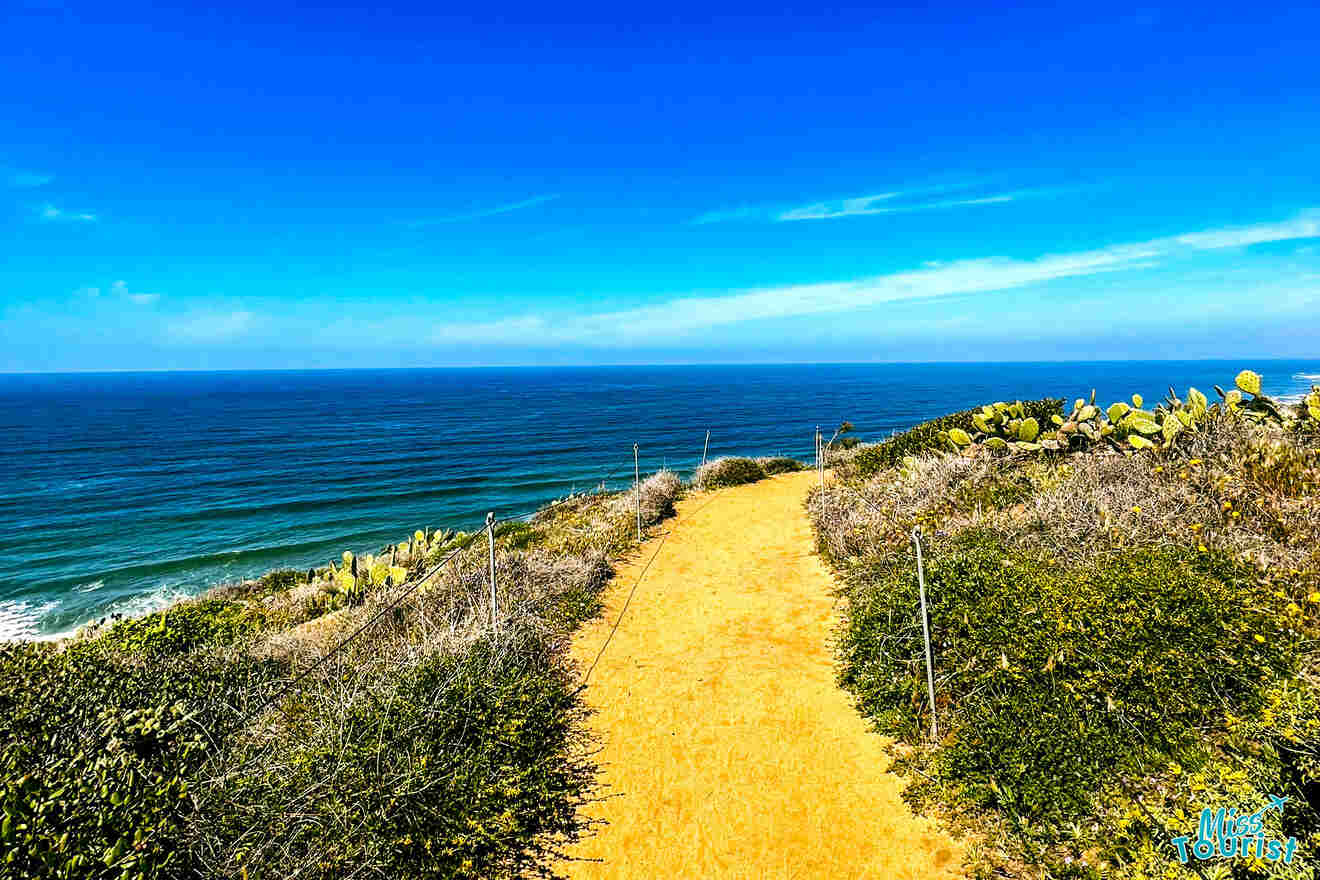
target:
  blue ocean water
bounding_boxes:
[1,361,1317,639]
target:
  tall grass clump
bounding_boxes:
[611,468,684,524]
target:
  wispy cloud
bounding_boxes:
[432,212,1320,345]
[407,193,559,227]
[38,203,96,223]
[779,191,1018,222]
[693,181,1039,225]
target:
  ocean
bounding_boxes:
[2,361,1317,640]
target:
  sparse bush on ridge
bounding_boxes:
[756,455,805,475]
[811,371,1320,878]
[694,456,767,489]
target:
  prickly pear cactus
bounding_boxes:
[944,370,1295,458]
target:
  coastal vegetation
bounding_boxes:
[1,470,705,878]
[813,372,1320,877]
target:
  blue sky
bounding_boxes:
[2,1,1319,370]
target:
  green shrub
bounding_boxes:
[693,456,767,489]
[838,532,1296,829]
[847,399,1064,477]
[216,633,595,879]
[494,520,541,551]
[1,629,596,880]
[95,598,267,656]
[259,568,305,590]
[755,456,806,475]
[0,640,285,880]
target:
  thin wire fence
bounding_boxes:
[236,449,654,729]
[236,432,852,732]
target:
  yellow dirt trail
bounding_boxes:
[560,470,962,879]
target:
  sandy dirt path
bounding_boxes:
[560,470,962,879]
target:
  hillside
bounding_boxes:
[813,371,1320,878]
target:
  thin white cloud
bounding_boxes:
[168,310,255,342]
[692,181,1030,225]
[38,204,96,222]
[408,193,559,226]
[777,191,903,221]
[111,280,160,305]
[431,213,1320,345]
[778,191,1022,222]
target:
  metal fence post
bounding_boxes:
[816,426,824,492]
[633,443,642,542]
[486,511,497,630]
[912,526,938,740]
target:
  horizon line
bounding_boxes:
[1,356,1315,377]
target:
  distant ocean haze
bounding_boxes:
[1,361,1316,639]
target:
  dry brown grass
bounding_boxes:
[813,410,1320,595]
[609,468,683,524]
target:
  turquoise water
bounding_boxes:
[1,361,1316,639]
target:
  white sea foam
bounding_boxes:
[73,579,104,593]
[103,584,193,620]
[0,598,61,641]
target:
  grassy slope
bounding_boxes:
[813,382,1320,878]
[2,471,693,879]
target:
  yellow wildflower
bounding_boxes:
[1253,634,1266,643]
